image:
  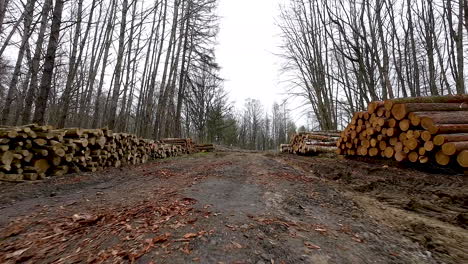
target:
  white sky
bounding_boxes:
[215,0,307,125]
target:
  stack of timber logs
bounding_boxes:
[162,138,196,154]
[194,144,215,152]
[337,95,468,168]
[280,144,292,153]
[0,124,194,182]
[288,132,340,155]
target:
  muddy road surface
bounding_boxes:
[0,152,467,263]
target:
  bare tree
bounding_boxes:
[33,0,65,125]
[1,0,35,125]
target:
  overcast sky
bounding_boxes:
[215,0,307,125]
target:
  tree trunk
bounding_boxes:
[155,0,180,139]
[1,0,35,125]
[174,2,192,138]
[107,0,128,130]
[456,0,465,94]
[465,0,468,34]
[92,0,116,129]
[0,0,9,35]
[21,0,52,125]
[32,0,65,125]
[58,0,96,128]
[407,0,420,96]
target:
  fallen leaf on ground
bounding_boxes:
[71,213,101,224]
[231,241,243,249]
[153,233,171,243]
[180,243,191,254]
[5,248,30,259]
[183,233,198,239]
[304,241,321,249]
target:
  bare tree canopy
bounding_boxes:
[278,0,467,130]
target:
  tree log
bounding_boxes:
[457,150,468,167]
[435,151,451,166]
[385,94,468,111]
[428,124,468,134]
[391,102,468,120]
[433,133,468,146]
[413,112,468,129]
[442,141,468,156]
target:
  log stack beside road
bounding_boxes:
[0,124,196,182]
[162,138,196,154]
[280,144,292,153]
[288,131,341,155]
[194,144,215,152]
[337,95,468,168]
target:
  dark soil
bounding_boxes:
[0,151,466,263]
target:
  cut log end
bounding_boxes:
[457,150,468,167]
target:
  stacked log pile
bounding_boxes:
[0,124,192,182]
[162,138,196,154]
[195,144,215,152]
[280,144,292,153]
[337,95,468,168]
[288,132,340,155]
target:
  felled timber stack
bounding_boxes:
[194,144,215,152]
[289,132,340,155]
[280,144,292,153]
[337,95,468,168]
[161,138,196,154]
[0,124,191,182]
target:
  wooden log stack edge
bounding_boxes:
[337,95,468,168]
[194,144,215,152]
[0,124,199,182]
[286,131,341,155]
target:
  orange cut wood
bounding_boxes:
[433,133,468,146]
[391,102,468,120]
[384,147,394,158]
[421,131,432,142]
[415,112,468,129]
[457,150,468,167]
[424,141,434,151]
[435,151,451,166]
[428,124,468,134]
[395,151,407,162]
[442,141,468,156]
[399,119,411,131]
[408,152,419,163]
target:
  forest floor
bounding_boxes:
[0,151,467,264]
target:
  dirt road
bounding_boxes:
[1,152,467,263]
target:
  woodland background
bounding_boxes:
[0,0,466,150]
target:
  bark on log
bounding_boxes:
[385,95,468,111]
[442,141,468,156]
[413,112,468,129]
[433,133,468,146]
[428,124,468,134]
[391,102,468,120]
[457,150,468,167]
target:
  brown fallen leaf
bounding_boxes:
[187,218,198,224]
[2,224,25,238]
[183,233,198,239]
[352,237,363,243]
[72,213,101,224]
[153,233,171,243]
[5,248,30,259]
[231,241,243,249]
[314,228,327,233]
[304,241,321,249]
[180,243,191,254]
